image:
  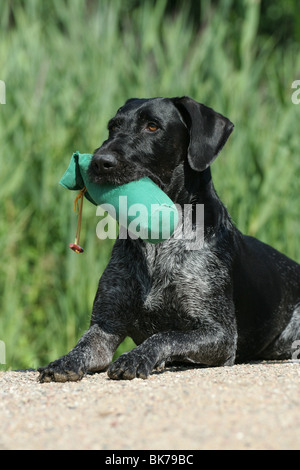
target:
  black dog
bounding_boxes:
[39,96,300,382]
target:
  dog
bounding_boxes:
[38,96,300,382]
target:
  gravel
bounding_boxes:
[0,361,300,450]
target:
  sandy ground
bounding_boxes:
[0,361,300,450]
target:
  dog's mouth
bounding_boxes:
[88,158,165,191]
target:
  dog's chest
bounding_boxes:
[134,241,217,332]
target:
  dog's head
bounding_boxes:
[89,96,234,190]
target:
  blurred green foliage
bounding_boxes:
[0,0,300,370]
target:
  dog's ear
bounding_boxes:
[171,96,234,172]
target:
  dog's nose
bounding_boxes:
[92,154,118,174]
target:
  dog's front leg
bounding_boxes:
[38,324,123,383]
[108,328,237,380]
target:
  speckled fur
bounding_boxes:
[38,97,300,383]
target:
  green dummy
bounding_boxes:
[60,151,179,250]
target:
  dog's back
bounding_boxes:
[232,234,300,361]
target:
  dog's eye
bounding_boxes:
[146,123,158,132]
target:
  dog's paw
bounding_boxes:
[38,356,85,383]
[107,349,156,380]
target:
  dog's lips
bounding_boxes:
[90,173,139,186]
[89,168,164,191]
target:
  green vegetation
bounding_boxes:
[1,0,300,370]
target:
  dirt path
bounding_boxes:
[0,361,300,450]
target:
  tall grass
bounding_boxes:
[1,0,300,370]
